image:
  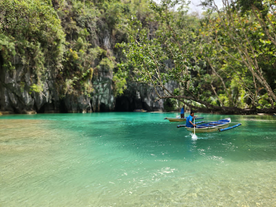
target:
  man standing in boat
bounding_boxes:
[180,106,185,118]
[186,111,196,128]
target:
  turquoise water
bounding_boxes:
[1,112,276,206]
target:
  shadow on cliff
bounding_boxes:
[115,95,149,112]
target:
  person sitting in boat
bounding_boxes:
[186,111,196,128]
[180,106,185,118]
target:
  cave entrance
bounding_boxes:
[115,96,133,112]
[100,103,110,112]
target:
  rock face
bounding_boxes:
[0,63,166,113]
[91,78,115,112]
[62,95,91,113]
[90,59,115,112]
[0,36,170,114]
[115,83,164,112]
[0,66,168,113]
[1,67,53,113]
[0,59,171,113]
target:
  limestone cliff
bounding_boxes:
[0,0,168,114]
[0,44,166,114]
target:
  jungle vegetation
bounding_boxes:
[118,0,276,113]
[0,0,148,97]
[0,0,275,113]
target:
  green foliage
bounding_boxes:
[54,0,144,97]
[1,0,275,112]
[0,0,65,85]
[113,74,127,97]
[0,0,153,99]
[30,84,44,93]
[164,98,178,111]
[98,57,115,71]
[117,0,276,111]
[0,34,16,70]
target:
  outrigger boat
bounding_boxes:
[164,117,187,122]
[164,116,204,122]
[177,118,241,133]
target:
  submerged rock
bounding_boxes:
[23,111,37,115]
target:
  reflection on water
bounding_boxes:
[0,113,276,206]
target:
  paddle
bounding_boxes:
[191,116,198,140]
[194,117,196,135]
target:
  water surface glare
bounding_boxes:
[1,112,276,206]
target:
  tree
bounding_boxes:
[0,0,65,88]
[201,0,276,109]
[117,0,276,113]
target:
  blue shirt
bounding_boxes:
[186,115,194,128]
[180,108,185,114]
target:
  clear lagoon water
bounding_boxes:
[0,112,276,206]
